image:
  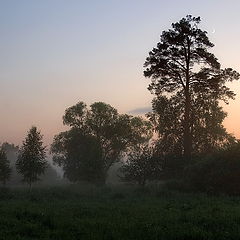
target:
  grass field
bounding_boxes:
[1,185,240,240]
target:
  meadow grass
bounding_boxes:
[0,184,240,239]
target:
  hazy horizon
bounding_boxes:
[1,0,240,146]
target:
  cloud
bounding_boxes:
[128,106,152,115]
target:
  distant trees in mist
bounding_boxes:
[0,134,60,187]
[0,148,11,185]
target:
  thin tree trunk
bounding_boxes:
[183,85,192,161]
[183,40,192,162]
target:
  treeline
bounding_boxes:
[0,141,60,187]
[1,15,240,194]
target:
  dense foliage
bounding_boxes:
[120,143,162,185]
[149,93,235,155]
[147,93,236,178]
[16,126,47,188]
[51,101,152,184]
[184,143,240,195]
[51,129,103,183]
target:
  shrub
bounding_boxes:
[184,143,240,195]
[119,144,162,186]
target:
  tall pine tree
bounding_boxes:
[144,15,239,160]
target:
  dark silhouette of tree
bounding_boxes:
[1,142,19,155]
[16,126,47,189]
[190,94,236,153]
[148,91,236,177]
[120,143,161,186]
[149,92,235,154]
[0,148,11,185]
[51,129,103,183]
[1,142,59,186]
[144,15,239,160]
[51,101,152,184]
[184,142,240,195]
[1,143,20,185]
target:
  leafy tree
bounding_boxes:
[120,143,162,186]
[16,126,47,188]
[51,129,104,183]
[1,142,58,186]
[149,92,235,155]
[190,93,236,153]
[51,101,152,184]
[148,91,236,177]
[0,148,11,185]
[144,15,239,160]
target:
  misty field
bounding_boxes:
[0,186,240,240]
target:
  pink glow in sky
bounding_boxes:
[1,0,240,146]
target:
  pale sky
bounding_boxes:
[1,0,240,146]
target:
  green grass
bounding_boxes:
[1,185,240,239]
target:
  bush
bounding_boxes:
[119,144,162,186]
[184,143,240,195]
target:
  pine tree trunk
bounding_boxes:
[183,86,192,161]
[183,42,192,162]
